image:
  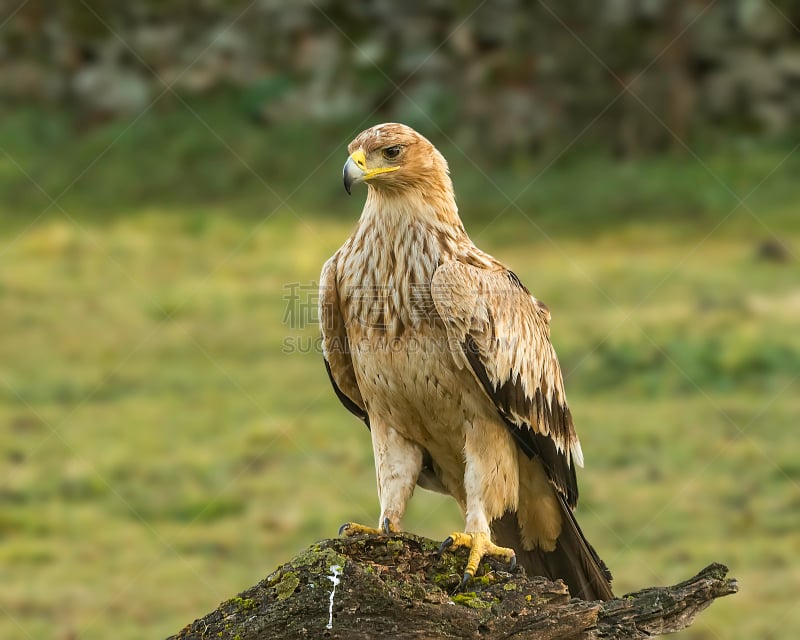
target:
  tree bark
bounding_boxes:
[168,533,737,640]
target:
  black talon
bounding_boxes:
[438,536,454,556]
[338,523,350,536]
[509,555,517,571]
[459,572,472,591]
[382,518,392,534]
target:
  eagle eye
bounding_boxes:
[382,145,402,160]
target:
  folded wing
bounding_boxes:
[320,253,369,427]
[431,261,583,508]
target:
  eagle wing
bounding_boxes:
[320,253,369,427]
[431,260,583,508]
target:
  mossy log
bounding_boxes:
[168,533,737,639]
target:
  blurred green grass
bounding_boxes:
[0,102,798,639]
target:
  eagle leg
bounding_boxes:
[339,517,397,537]
[439,531,516,589]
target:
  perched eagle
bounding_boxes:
[320,123,613,600]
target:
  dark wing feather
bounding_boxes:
[432,261,582,508]
[320,253,369,429]
[323,358,369,427]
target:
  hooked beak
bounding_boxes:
[343,150,367,195]
[342,148,400,195]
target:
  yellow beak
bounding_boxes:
[342,149,399,194]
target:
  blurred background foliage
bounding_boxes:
[4,1,800,153]
[1,1,799,639]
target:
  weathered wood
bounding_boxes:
[168,533,737,640]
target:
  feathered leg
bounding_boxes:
[439,421,519,587]
[340,420,423,536]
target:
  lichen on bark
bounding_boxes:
[168,532,737,640]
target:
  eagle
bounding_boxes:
[320,123,613,600]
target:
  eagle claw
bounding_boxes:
[438,531,516,589]
[339,521,397,537]
[339,522,381,537]
[438,536,455,556]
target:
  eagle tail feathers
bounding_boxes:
[491,502,613,601]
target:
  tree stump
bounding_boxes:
[168,533,737,639]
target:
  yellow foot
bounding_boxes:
[338,518,397,537]
[439,531,516,590]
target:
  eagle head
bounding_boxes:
[343,123,450,196]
